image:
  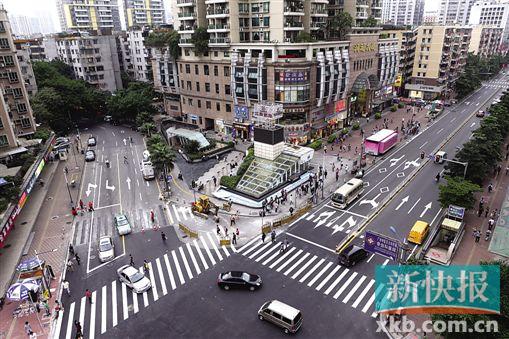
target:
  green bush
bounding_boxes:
[188,153,204,160]
[351,122,360,130]
[309,140,322,150]
[220,175,240,189]
[33,128,52,142]
[398,102,405,109]
[227,141,235,148]
[327,134,337,144]
[390,105,398,112]
[341,128,349,135]
[374,112,382,119]
[237,153,254,177]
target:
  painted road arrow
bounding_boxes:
[359,193,381,209]
[389,155,405,167]
[85,183,97,197]
[105,180,116,191]
[395,195,409,211]
[332,216,357,235]
[419,202,432,217]
[126,177,131,190]
[313,211,335,228]
[404,158,420,170]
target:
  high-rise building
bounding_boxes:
[469,0,509,48]
[328,0,383,28]
[381,0,424,26]
[57,0,122,31]
[469,25,503,57]
[13,40,39,97]
[123,0,165,28]
[407,26,472,100]
[438,0,477,25]
[0,6,37,150]
[125,28,153,82]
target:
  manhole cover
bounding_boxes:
[21,221,27,225]
[51,216,59,220]
[66,221,72,225]
[47,197,54,201]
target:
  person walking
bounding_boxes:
[69,244,75,256]
[67,259,74,272]
[88,201,94,212]
[271,230,276,243]
[150,209,155,223]
[85,289,92,304]
[129,254,135,266]
[124,155,129,165]
[488,218,495,230]
[232,233,237,245]
[236,228,239,238]
[71,207,77,217]
[161,231,167,242]
[261,232,266,243]
[24,321,32,336]
[41,299,50,316]
[63,280,71,296]
[474,231,481,243]
[79,199,84,210]
[488,183,493,193]
[143,260,150,274]
[485,207,490,218]
[216,224,221,236]
[74,320,83,338]
[74,253,81,265]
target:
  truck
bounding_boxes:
[421,205,466,266]
[363,129,398,156]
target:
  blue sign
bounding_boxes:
[234,106,249,120]
[448,205,465,219]
[364,230,400,261]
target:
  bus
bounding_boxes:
[331,178,364,209]
[364,129,398,156]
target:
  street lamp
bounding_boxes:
[389,226,408,264]
[31,248,57,332]
[63,169,74,205]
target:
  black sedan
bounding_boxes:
[217,271,262,291]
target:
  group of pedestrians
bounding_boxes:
[71,199,94,217]
[67,244,81,273]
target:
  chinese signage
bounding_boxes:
[394,74,403,87]
[352,43,376,53]
[280,70,307,83]
[234,105,249,120]
[375,265,500,314]
[448,205,465,220]
[364,231,400,261]
[335,99,346,113]
[253,103,283,122]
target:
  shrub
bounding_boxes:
[227,141,235,148]
[220,175,240,189]
[390,105,398,112]
[374,112,382,119]
[351,122,360,130]
[327,133,337,144]
[309,140,322,150]
[398,102,405,109]
[33,128,52,142]
[341,128,349,135]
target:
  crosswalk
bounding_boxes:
[57,232,234,338]
[165,204,195,225]
[237,237,379,318]
[484,80,509,89]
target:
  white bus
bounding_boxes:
[331,178,364,209]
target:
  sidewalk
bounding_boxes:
[0,146,85,339]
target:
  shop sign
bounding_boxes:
[280,70,307,83]
[394,74,403,87]
[385,86,393,95]
[335,99,346,113]
[351,43,376,53]
[253,103,283,121]
[234,106,249,120]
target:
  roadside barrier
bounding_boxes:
[219,238,231,246]
[271,203,313,228]
[179,223,198,238]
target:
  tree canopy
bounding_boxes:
[106,81,156,123]
[361,16,378,27]
[144,30,180,57]
[146,134,175,171]
[191,27,209,56]
[295,32,314,43]
[327,12,353,40]
[438,176,481,209]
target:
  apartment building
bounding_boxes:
[57,0,122,31]
[12,38,58,62]
[438,0,477,25]
[469,25,503,56]
[124,0,165,28]
[124,28,153,82]
[13,40,38,96]
[469,0,509,47]
[0,7,37,150]
[151,45,180,118]
[55,32,123,92]
[381,0,424,26]
[407,26,472,100]
[328,0,383,28]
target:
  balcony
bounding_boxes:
[178,11,197,19]
[178,25,196,33]
[208,23,230,31]
[179,38,194,46]
[284,21,304,30]
[311,8,328,16]
[356,11,368,19]
[310,22,326,30]
[284,6,304,15]
[177,0,195,6]
[206,8,230,17]
[371,0,382,8]
[209,37,231,45]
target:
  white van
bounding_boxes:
[142,163,155,180]
[258,300,303,334]
[142,150,151,163]
[331,178,364,209]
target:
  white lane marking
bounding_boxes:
[179,246,194,280]
[362,293,376,314]
[163,253,177,290]
[291,255,317,280]
[451,117,457,122]
[352,280,375,309]
[132,290,139,314]
[167,208,174,224]
[248,241,272,259]
[186,243,202,275]
[366,253,375,263]
[193,239,209,270]
[324,269,349,295]
[276,249,303,272]
[172,250,186,285]
[333,272,358,299]
[65,302,75,339]
[262,244,285,266]
[148,262,158,301]
[79,295,86,330]
[307,261,333,287]
[138,267,148,307]
[101,286,107,334]
[419,141,428,149]
[241,238,264,256]
[299,258,325,283]
[238,236,259,252]
[407,197,421,214]
[256,242,282,262]
[436,128,444,134]
[286,232,336,253]
[342,275,367,303]
[122,282,128,320]
[315,266,341,292]
[156,258,168,296]
[268,247,296,269]
[382,259,390,267]
[284,252,310,276]
[200,236,216,265]
[206,232,223,261]
[172,205,181,222]
[111,281,118,327]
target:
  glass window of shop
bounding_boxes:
[275,85,310,103]
[275,69,309,86]
[274,69,310,103]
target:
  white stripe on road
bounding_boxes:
[206,232,223,261]
[237,236,259,253]
[111,281,118,327]
[342,275,367,303]
[172,250,186,285]
[352,280,375,309]
[241,238,265,256]
[101,286,107,334]
[324,268,349,295]
[138,267,149,307]
[262,244,285,266]
[167,209,174,224]
[132,290,139,314]
[333,272,358,299]
[179,246,194,280]
[156,258,168,296]
[307,262,333,287]
[172,205,181,222]
[163,254,177,290]
[291,255,317,280]
[407,198,421,214]
[193,239,209,270]
[122,283,128,320]
[248,241,272,259]
[186,243,202,275]
[284,252,310,276]
[276,249,303,272]
[255,242,281,262]
[148,262,159,301]
[366,253,375,263]
[200,236,216,265]
[65,302,75,339]
[362,293,376,314]
[299,258,325,283]
[79,296,86,329]
[315,266,341,292]
[268,247,296,269]
[382,259,389,267]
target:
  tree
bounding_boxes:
[136,111,154,127]
[107,89,155,122]
[183,140,201,154]
[168,30,181,58]
[361,16,378,27]
[147,139,175,172]
[295,32,313,43]
[191,27,209,55]
[139,122,156,136]
[328,12,353,40]
[30,87,69,133]
[438,176,481,209]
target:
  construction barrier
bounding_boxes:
[261,223,271,235]
[222,203,231,211]
[220,238,231,246]
[272,203,313,228]
[179,223,198,238]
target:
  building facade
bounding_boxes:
[328,0,382,28]
[0,7,37,150]
[469,25,503,57]
[124,0,165,28]
[469,0,509,48]
[124,28,153,82]
[57,0,122,31]
[55,33,123,92]
[407,26,472,100]
[438,0,476,25]
[381,0,424,26]
[13,40,38,96]
[151,45,180,118]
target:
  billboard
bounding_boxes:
[234,106,249,120]
[364,230,400,261]
[335,99,346,113]
[253,103,283,121]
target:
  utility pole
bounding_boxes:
[63,169,74,205]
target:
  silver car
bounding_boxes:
[85,150,96,162]
[117,265,151,293]
[87,137,97,147]
[98,236,114,262]
[114,214,132,235]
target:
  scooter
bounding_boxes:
[105,160,110,168]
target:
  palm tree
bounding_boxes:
[150,142,175,172]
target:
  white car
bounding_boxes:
[114,214,132,235]
[98,236,114,262]
[117,265,151,293]
[87,137,97,147]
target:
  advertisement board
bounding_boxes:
[253,103,283,121]
[364,230,400,261]
[234,106,249,120]
[335,99,346,113]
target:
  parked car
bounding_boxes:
[338,244,368,267]
[114,214,132,235]
[85,150,96,162]
[117,265,151,293]
[217,271,262,291]
[476,110,485,118]
[87,136,97,146]
[98,236,114,262]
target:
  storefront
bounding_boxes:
[405,83,445,101]
[283,123,310,145]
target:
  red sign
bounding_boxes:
[335,99,346,112]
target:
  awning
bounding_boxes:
[0,147,28,159]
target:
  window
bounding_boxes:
[185,64,190,73]
[214,51,218,57]
[196,82,200,91]
[185,49,190,56]
[226,104,231,112]
[215,83,220,94]
[198,100,201,108]
[0,38,9,49]
[206,101,211,109]
[188,98,193,106]
[12,88,22,98]
[204,65,209,75]
[205,83,210,92]
[8,72,18,82]
[16,102,27,112]
[0,135,8,147]
[195,64,199,75]
[224,66,230,76]
[181,80,184,87]
[187,81,192,90]
[214,65,218,76]
[225,84,231,95]
[20,117,31,128]
[216,102,220,111]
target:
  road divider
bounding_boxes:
[179,223,198,238]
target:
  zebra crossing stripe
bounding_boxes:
[132,290,139,314]
[269,247,296,269]
[299,258,325,283]
[352,280,374,309]
[192,239,209,270]
[101,286,107,334]
[200,236,216,265]
[79,296,86,330]
[148,262,158,300]
[238,236,260,253]
[307,262,333,287]
[167,207,175,224]
[276,249,303,273]
[284,252,310,276]
[121,283,128,320]
[342,275,366,303]
[138,267,149,307]
[262,245,284,266]
[172,205,181,222]
[185,243,201,275]
[163,254,177,290]
[156,258,168,296]
[255,242,281,262]
[324,268,349,295]
[65,302,75,339]
[111,281,118,327]
[315,266,341,292]
[248,241,272,259]
[363,283,385,314]
[333,272,358,299]
[171,250,186,285]
[206,232,223,261]
[291,255,317,280]
[178,246,194,280]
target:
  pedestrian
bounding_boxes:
[74,253,81,265]
[324,145,327,154]
[75,320,83,338]
[232,233,237,245]
[63,280,71,296]
[475,231,481,243]
[161,231,167,242]
[129,254,135,266]
[54,300,62,319]
[69,243,75,256]
[485,207,490,218]
[41,299,50,316]
[324,170,328,179]
[24,322,32,336]
[224,227,229,237]
[485,229,492,241]
[67,259,74,272]
[488,218,495,230]
[478,206,484,217]
[284,237,289,250]
[335,170,339,182]
[279,243,285,253]
[85,289,92,304]
[497,164,502,175]
[71,206,77,217]
[271,230,276,243]
[150,209,155,223]
[79,199,84,210]
[143,260,150,273]
[261,232,266,243]
[236,228,239,238]
[88,201,94,211]
[230,215,235,226]
[213,176,217,186]
[488,183,493,193]
[64,166,69,174]
[124,155,128,165]
[130,136,133,144]
[216,224,221,235]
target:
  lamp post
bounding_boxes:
[32,248,57,332]
[63,169,74,205]
[389,226,408,264]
